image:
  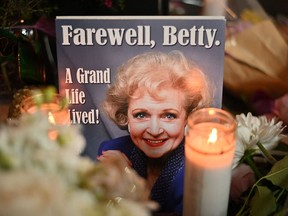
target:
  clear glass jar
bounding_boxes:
[183,108,236,216]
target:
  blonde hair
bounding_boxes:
[103,50,212,129]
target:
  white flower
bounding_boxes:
[0,113,155,216]
[232,112,285,169]
[0,170,96,216]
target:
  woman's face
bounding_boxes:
[127,87,187,158]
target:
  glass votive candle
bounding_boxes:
[183,107,236,216]
[20,93,70,126]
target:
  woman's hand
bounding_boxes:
[97,150,132,169]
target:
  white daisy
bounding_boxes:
[232,113,286,169]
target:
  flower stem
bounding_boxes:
[244,155,262,179]
[256,141,277,165]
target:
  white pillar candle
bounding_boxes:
[202,0,227,16]
[183,108,236,216]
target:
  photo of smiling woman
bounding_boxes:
[97,50,212,216]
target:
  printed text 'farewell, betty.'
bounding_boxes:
[61,25,221,49]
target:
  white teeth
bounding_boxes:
[147,139,163,144]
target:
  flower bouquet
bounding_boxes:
[231,112,288,215]
[224,0,288,100]
[0,111,156,216]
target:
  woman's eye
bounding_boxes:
[164,113,177,119]
[133,112,147,119]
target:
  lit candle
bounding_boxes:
[183,108,236,216]
[20,94,70,125]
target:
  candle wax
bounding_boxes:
[184,146,234,216]
[183,122,235,216]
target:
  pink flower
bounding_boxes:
[274,93,288,125]
[230,164,256,203]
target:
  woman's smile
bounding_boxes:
[144,138,168,147]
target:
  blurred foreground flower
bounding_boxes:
[231,112,288,215]
[0,112,156,216]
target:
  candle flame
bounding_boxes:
[207,128,217,144]
[48,112,56,125]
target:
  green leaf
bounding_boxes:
[274,207,288,216]
[31,89,44,106]
[0,150,12,170]
[250,186,276,216]
[0,28,17,42]
[42,86,57,102]
[265,155,288,189]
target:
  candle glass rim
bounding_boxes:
[20,94,67,114]
[186,107,236,155]
[188,107,236,132]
